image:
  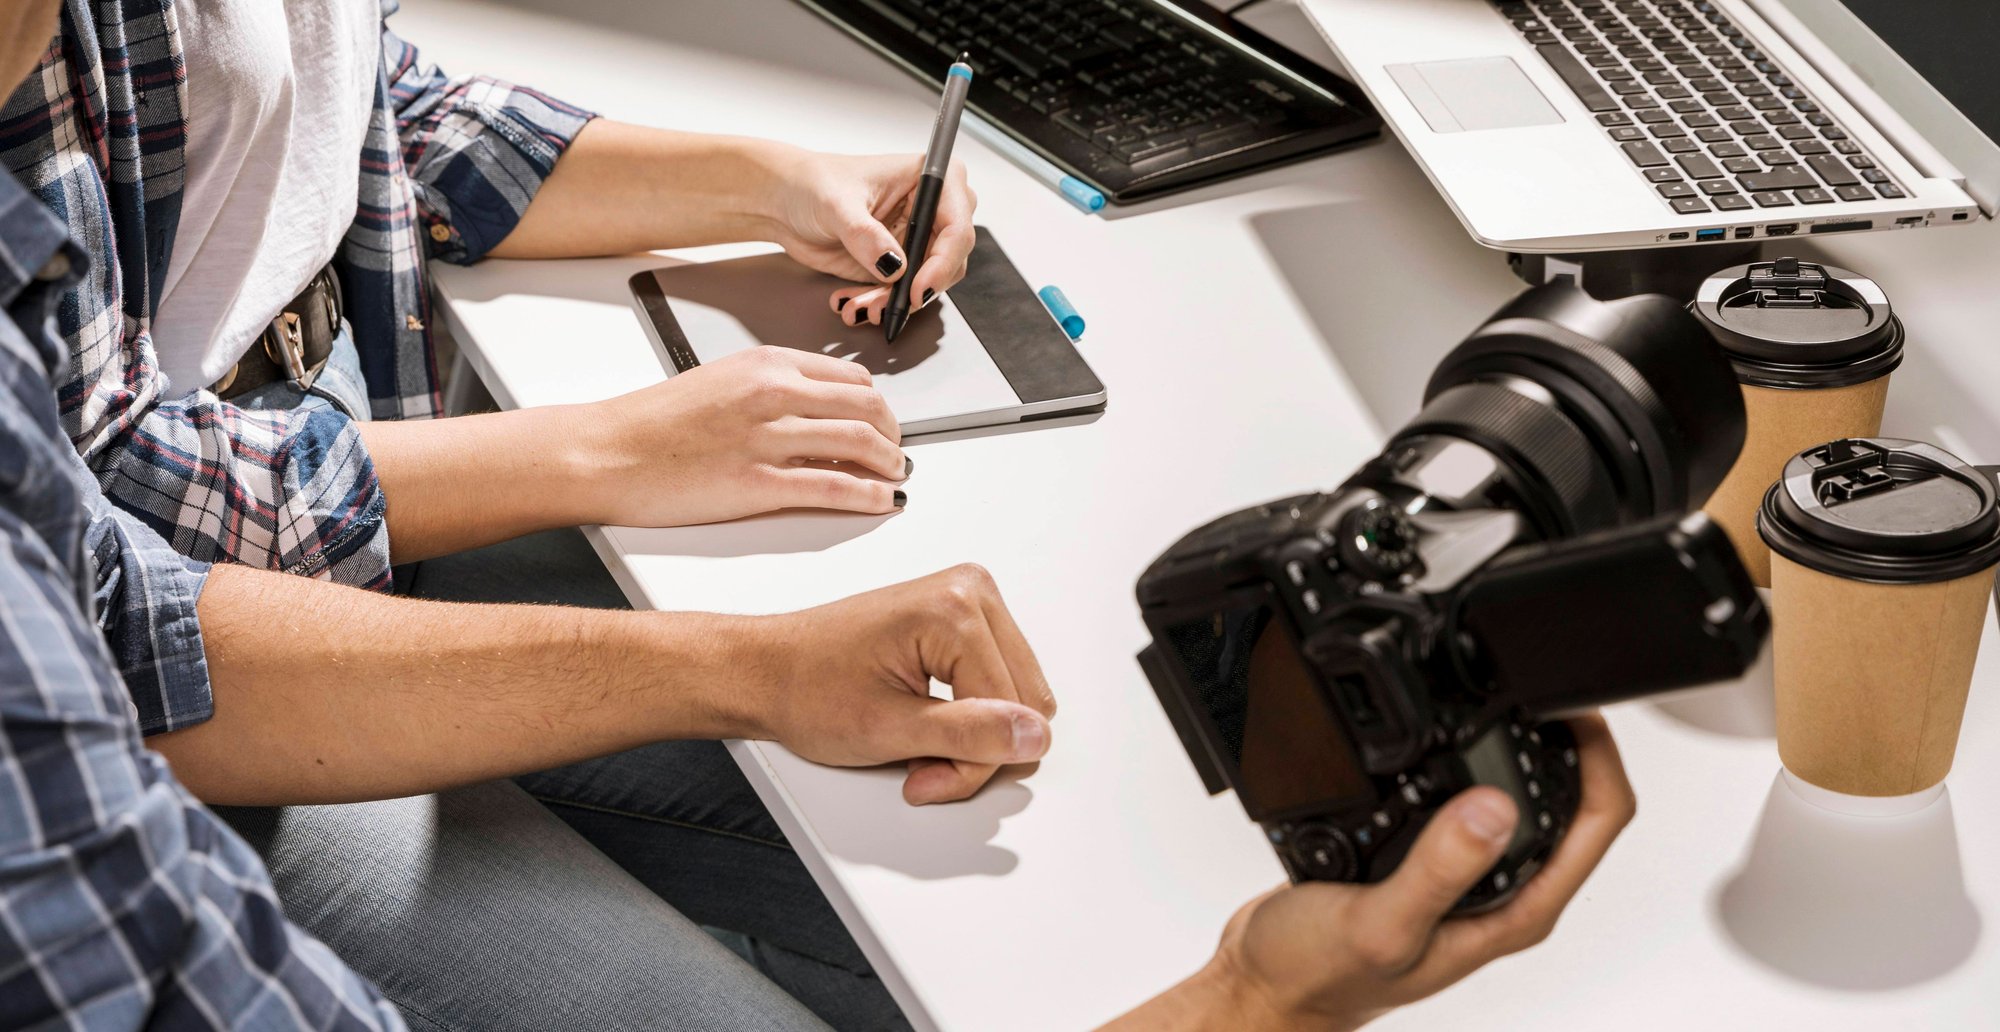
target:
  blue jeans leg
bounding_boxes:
[216,782,829,1032]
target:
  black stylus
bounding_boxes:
[885,53,972,343]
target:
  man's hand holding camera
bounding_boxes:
[1110,715,1635,1031]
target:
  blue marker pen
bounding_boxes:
[963,115,1107,215]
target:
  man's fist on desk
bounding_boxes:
[728,564,1057,805]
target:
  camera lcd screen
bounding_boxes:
[1164,605,1374,818]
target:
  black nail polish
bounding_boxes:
[854,307,869,324]
[922,288,935,304]
[893,490,908,508]
[903,456,914,478]
[837,296,851,311]
[875,252,904,278]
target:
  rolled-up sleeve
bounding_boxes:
[381,3,596,264]
[83,486,213,735]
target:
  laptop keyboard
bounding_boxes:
[1493,0,1906,217]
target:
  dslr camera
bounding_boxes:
[1137,284,1769,912]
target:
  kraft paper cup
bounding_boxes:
[1760,438,2000,797]
[1692,259,1903,586]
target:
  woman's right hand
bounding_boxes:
[583,345,909,527]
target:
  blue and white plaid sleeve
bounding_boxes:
[83,487,215,734]
[380,0,596,264]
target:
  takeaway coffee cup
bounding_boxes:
[1695,258,1903,586]
[1758,438,2000,798]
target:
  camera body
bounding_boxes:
[1136,284,1769,911]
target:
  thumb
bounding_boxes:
[1345,788,1518,974]
[873,694,1050,766]
[837,201,908,283]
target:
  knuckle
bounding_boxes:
[952,563,997,595]
[1352,932,1417,975]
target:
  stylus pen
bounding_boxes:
[884,53,972,343]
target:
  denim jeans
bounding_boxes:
[222,344,909,1030]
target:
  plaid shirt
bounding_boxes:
[1,0,592,603]
[0,169,403,1030]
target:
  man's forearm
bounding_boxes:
[487,119,790,259]
[156,564,764,805]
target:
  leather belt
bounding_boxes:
[213,265,343,399]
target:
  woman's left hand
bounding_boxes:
[763,149,978,327]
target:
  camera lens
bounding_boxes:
[1401,284,1745,535]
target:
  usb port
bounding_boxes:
[1668,231,1689,241]
[1765,223,1798,236]
[1896,216,1924,226]
[1696,228,1726,241]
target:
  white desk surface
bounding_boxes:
[407,0,2000,1028]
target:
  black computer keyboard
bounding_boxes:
[794,0,1379,204]
[1496,0,1906,219]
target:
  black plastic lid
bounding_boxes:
[1690,258,1903,389]
[1757,438,2000,583]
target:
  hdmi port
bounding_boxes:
[1765,223,1798,236]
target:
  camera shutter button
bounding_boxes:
[1288,824,1360,881]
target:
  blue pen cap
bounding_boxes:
[1038,286,1085,340]
[1058,176,1106,213]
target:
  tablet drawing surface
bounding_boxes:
[632,253,1025,435]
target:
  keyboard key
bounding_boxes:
[1778,125,1815,140]
[1659,181,1697,198]
[1713,193,1753,210]
[1676,153,1723,178]
[1684,112,1719,128]
[1877,184,1906,198]
[1744,135,1784,150]
[1834,184,1873,201]
[1751,191,1793,207]
[1804,154,1860,186]
[1645,167,1683,182]
[1849,155,1876,169]
[1832,139,1862,154]
[1710,142,1748,158]
[1822,127,1848,140]
[1638,109,1676,124]
[1663,138,1700,153]
[1695,127,1731,143]
[1793,140,1830,155]
[1738,167,1816,191]
[1795,187,1833,204]
[1699,179,1739,195]
[1610,127,1645,141]
[1721,156,1760,173]
[1764,151,1799,164]
[1597,111,1635,126]
[1650,123,1687,138]
[1621,139,1670,167]
[1671,196,1711,213]
[1861,168,1889,183]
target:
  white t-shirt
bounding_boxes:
[150,0,381,394]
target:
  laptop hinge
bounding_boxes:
[1739,0,1968,191]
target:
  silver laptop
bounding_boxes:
[1298,0,1996,252]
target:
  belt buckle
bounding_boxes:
[266,312,317,390]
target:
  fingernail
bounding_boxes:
[875,252,904,278]
[903,455,914,478]
[1010,711,1048,761]
[921,287,935,305]
[892,489,907,508]
[854,307,869,324]
[837,296,851,311]
[1459,793,1517,845]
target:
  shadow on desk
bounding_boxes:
[778,760,1040,880]
[1246,155,1528,434]
[1715,772,1981,990]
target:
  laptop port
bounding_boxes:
[1955,212,1972,221]
[1696,228,1726,242]
[1765,223,1798,236]
[1896,216,1925,226]
[1810,220,1873,234]
[1668,231,1689,241]
[1734,227,1755,239]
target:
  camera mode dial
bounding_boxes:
[1338,505,1420,582]
[1286,823,1359,882]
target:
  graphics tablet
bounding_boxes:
[629,228,1105,436]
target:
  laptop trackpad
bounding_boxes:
[1387,58,1562,133]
